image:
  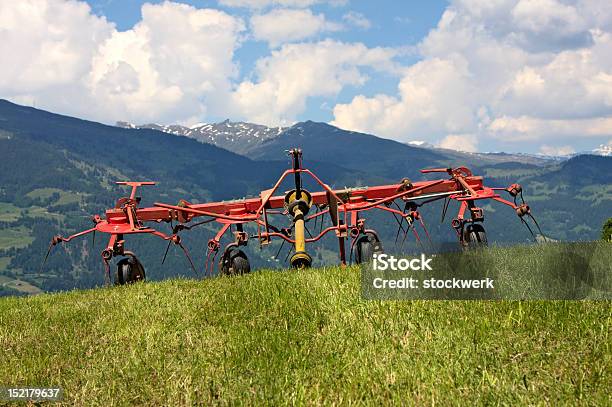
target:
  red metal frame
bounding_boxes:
[43,150,543,283]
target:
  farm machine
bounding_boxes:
[42,149,544,284]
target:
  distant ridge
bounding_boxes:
[116,120,285,155]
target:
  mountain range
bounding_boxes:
[118,120,611,159]
[1,99,610,296]
[117,120,286,156]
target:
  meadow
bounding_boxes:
[0,243,610,405]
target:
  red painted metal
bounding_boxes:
[43,149,543,283]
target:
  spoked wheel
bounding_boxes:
[463,223,488,248]
[115,256,146,285]
[354,232,384,264]
[219,248,251,276]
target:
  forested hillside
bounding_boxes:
[1,100,610,295]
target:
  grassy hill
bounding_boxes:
[1,244,609,405]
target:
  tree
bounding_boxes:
[602,218,612,241]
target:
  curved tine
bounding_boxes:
[103,257,111,287]
[178,242,198,276]
[392,200,404,214]
[392,213,406,245]
[399,202,416,252]
[39,240,56,274]
[284,246,293,263]
[441,197,451,223]
[403,221,424,253]
[317,208,325,231]
[92,230,96,249]
[349,236,359,265]
[399,220,411,252]
[520,217,537,241]
[419,217,433,248]
[394,220,402,247]
[206,250,212,277]
[211,249,219,276]
[305,224,314,238]
[391,201,407,244]
[413,225,425,252]
[528,213,547,241]
[161,240,172,265]
[205,248,212,277]
[274,239,286,261]
[320,214,325,234]
[520,190,526,205]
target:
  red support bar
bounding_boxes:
[45,158,541,284]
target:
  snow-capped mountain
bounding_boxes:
[117,119,611,164]
[405,140,435,149]
[592,143,612,157]
[536,143,612,159]
[116,120,285,155]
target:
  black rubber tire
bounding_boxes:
[115,257,146,285]
[463,223,488,248]
[219,248,251,276]
[355,232,384,264]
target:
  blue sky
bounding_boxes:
[84,0,448,123]
[2,0,612,154]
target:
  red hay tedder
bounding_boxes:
[43,149,544,285]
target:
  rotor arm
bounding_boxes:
[490,184,546,241]
[49,226,98,246]
[40,226,98,273]
[154,202,258,222]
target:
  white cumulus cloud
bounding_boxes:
[342,11,371,29]
[3,0,612,154]
[218,0,347,9]
[333,57,476,139]
[439,134,478,152]
[0,0,112,94]
[331,0,612,150]
[87,2,245,124]
[0,0,245,125]
[231,40,397,125]
[250,8,342,47]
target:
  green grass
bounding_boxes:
[25,187,84,206]
[0,257,10,272]
[23,205,66,221]
[0,200,65,223]
[0,275,13,284]
[1,287,608,406]
[0,278,42,295]
[0,202,21,222]
[0,225,33,250]
[577,184,612,206]
[25,187,64,200]
[0,243,610,405]
[0,271,43,295]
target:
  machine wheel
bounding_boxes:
[115,256,146,285]
[463,223,488,248]
[219,248,251,276]
[354,232,384,264]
